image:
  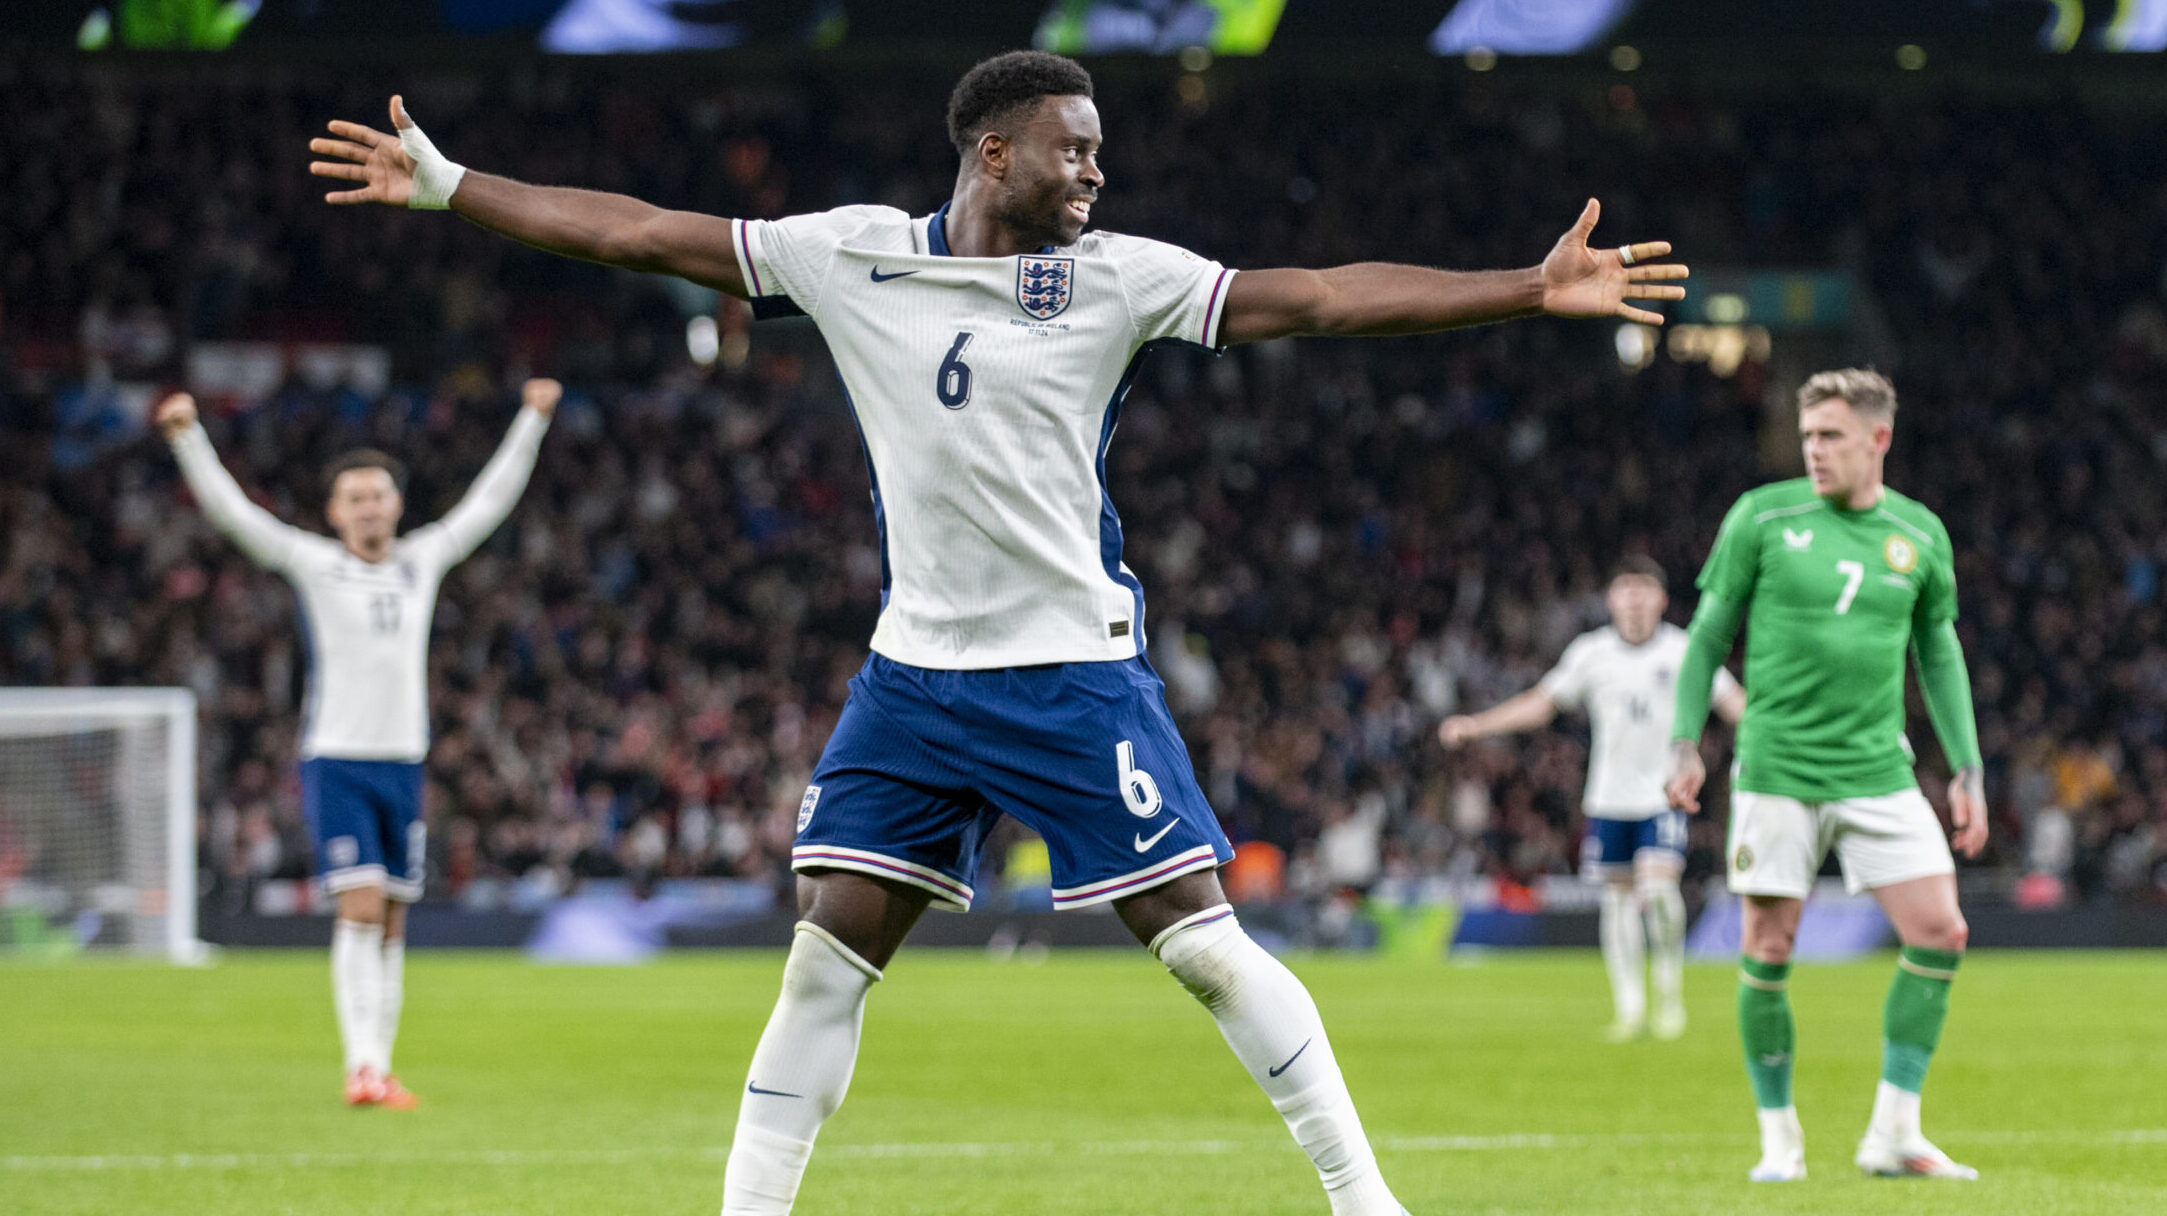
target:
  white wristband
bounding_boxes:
[397,117,467,211]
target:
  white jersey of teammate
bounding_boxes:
[732,203,1234,670]
[169,412,548,761]
[1540,622,1743,820]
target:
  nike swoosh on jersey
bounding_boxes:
[746,1082,803,1098]
[1268,1038,1312,1078]
[869,267,920,282]
[1133,820,1179,852]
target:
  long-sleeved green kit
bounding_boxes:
[1672,478,1981,801]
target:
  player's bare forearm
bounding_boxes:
[1440,687,1558,746]
[1478,688,1561,735]
[451,173,747,295]
[1222,263,1544,344]
[310,98,746,295]
[1219,198,1684,345]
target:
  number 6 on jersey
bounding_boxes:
[936,331,974,409]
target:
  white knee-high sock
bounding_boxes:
[1152,906,1401,1216]
[1638,874,1686,1013]
[380,936,406,1074]
[1599,883,1647,1026]
[721,923,880,1216]
[331,919,385,1074]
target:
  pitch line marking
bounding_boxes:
[5,1129,2163,1171]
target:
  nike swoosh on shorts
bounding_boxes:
[1133,821,1178,852]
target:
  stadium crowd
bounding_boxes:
[4,58,2166,911]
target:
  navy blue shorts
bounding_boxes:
[793,654,1233,911]
[1580,810,1688,880]
[301,757,426,901]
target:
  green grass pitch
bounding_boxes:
[4,948,2163,1214]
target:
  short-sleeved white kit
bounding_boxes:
[732,204,1234,670]
[1541,623,1742,819]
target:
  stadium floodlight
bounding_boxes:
[0,688,207,964]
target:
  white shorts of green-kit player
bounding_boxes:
[1726,787,1956,899]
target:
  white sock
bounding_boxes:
[1153,906,1401,1216]
[1599,883,1646,1025]
[1867,1079,1923,1144]
[380,936,406,1075]
[331,919,385,1074]
[1638,873,1686,1014]
[1758,1106,1804,1157]
[721,923,880,1216]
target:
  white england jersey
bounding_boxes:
[1539,623,1743,819]
[732,203,1234,669]
[169,411,548,761]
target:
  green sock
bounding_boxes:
[1737,956,1794,1109]
[1882,945,1961,1092]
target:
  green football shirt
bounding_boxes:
[1685,478,1958,802]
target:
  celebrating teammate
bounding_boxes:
[1439,557,1743,1042]
[156,382,557,1108]
[308,51,1685,1214]
[1667,368,1986,1183]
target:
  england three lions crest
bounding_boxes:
[1016,255,1075,320]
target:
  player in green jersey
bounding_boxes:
[1666,368,1988,1183]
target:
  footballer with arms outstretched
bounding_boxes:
[1667,369,1987,1183]
[309,52,1687,1214]
[155,381,557,1109]
[1440,557,1744,1043]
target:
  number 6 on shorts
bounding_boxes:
[1116,740,1163,818]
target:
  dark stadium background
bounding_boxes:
[5,2,2167,950]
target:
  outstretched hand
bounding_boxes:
[1540,199,1688,325]
[153,392,198,438]
[309,96,420,207]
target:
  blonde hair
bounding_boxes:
[1797,367,1897,422]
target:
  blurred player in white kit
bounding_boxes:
[1440,557,1743,1039]
[156,381,556,1106]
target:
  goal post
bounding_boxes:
[0,688,205,963]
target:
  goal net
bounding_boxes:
[0,689,204,962]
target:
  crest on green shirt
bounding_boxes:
[1883,534,1918,574]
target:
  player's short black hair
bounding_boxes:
[324,449,406,500]
[946,50,1094,159]
[1611,555,1666,590]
